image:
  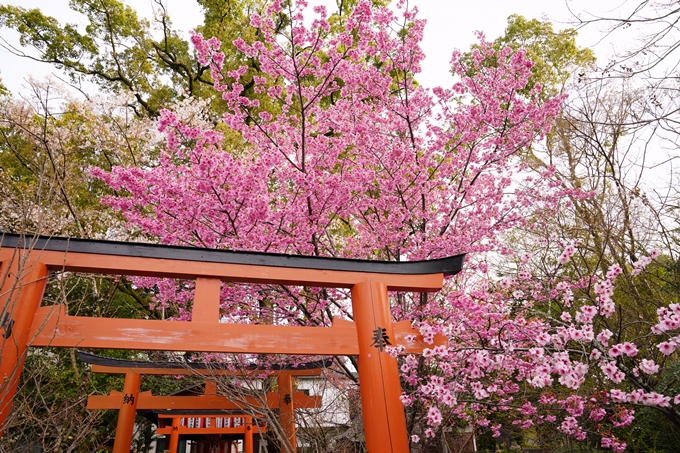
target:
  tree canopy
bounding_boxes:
[1,1,680,452]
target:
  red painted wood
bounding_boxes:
[168,417,180,453]
[278,372,296,452]
[0,249,443,291]
[112,372,140,453]
[29,305,444,355]
[1,245,451,453]
[352,281,409,453]
[87,390,321,410]
[0,261,48,433]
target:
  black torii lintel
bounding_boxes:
[0,233,465,276]
[77,351,332,371]
[153,410,259,416]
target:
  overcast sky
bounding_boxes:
[0,0,631,95]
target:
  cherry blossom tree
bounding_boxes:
[91,1,680,450]
[93,0,562,323]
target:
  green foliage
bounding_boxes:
[0,0,201,116]
[496,15,595,96]
[1,346,199,452]
[626,406,680,452]
[0,0,397,118]
[0,82,151,237]
[0,4,97,68]
[3,348,119,452]
[620,364,680,452]
[461,15,595,98]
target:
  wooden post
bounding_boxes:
[351,280,409,453]
[205,379,218,395]
[278,371,296,452]
[244,416,253,453]
[192,278,221,323]
[112,372,141,453]
[0,259,48,433]
[168,416,180,453]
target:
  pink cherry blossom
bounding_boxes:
[639,359,659,375]
[608,344,624,357]
[658,341,677,355]
[597,329,613,344]
[622,342,639,357]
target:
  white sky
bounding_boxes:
[0,0,635,96]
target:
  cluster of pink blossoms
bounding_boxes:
[654,303,680,356]
[399,246,678,451]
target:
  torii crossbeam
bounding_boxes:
[0,234,464,453]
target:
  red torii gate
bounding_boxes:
[78,351,324,453]
[155,411,266,453]
[0,234,463,453]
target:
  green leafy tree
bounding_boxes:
[0,79,152,236]
[461,15,595,99]
[0,0,220,116]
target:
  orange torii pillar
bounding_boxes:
[113,372,141,453]
[278,372,296,452]
[244,415,254,453]
[0,234,463,452]
[168,416,180,453]
[353,281,407,453]
[0,252,48,428]
[97,373,313,453]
